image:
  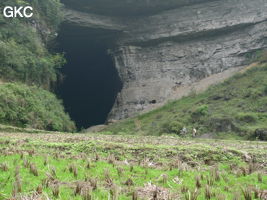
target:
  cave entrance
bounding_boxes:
[56,23,122,130]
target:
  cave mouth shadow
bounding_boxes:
[56,23,122,130]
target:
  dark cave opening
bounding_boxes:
[56,23,122,130]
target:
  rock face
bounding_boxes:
[63,0,267,120]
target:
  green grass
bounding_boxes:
[0,132,266,199]
[105,63,267,139]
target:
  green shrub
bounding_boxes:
[207,117,237,132]
[236,113,258,123]
[246,50,267,63]
[30,0,64,29]
[258,50,267,63]
[254,129,267,141]
[0,39,65,89]
[245,88,263,99]
[162,121,183,134]
[191,105,209,120]
[263,85,267,95]
[0,83,76,132]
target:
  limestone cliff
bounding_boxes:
[63,0,267,120]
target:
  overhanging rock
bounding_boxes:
[63,0,267,120]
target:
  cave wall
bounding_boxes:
[63,0,267,120]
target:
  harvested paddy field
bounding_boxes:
[0,132,266,200]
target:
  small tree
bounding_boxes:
[162,121,183,134]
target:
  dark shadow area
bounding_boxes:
[56,23,122,130]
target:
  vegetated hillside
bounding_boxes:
[0,0,76,131]
[0,0,64,88]
[105,60,267,140]
[0,83,75,132]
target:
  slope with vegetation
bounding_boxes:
[0,0,76,131]
[0,83,75,132]
[105,55,267,140]
[0,0,63,87]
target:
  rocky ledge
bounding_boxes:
[63,0,267,120]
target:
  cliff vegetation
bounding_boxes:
[0,0,76,131]
[0,83,75,132]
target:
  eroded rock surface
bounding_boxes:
[63,0,267,120]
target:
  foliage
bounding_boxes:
[162,121,183,134]
[191,105,209,121]
[245,49,267,63]
[255,50,267,63]
[0,0,63,29]
[106,64,267,139]
[236,113,258,123]
[264,85,267,95]
[0,83,76,132]
[0,0,64,89]
[0,0,72,131]
[0,39,65,88]
[29,0,64,29]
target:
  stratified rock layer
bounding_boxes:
[64,0,267,120]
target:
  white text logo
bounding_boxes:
[3,6,33,18]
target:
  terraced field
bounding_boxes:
[0,132,266,199]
